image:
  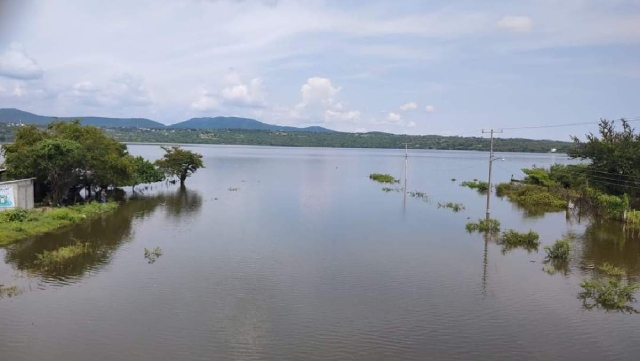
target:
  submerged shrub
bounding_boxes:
[494,183,566,209]
[0,285,22,299]
[369,173,400,184]
[465,218,501,234]
[408,191,428,202]
[460,180,489,192]
[498,230,540,254]
[598,262,626,277]
[579,263,640,313]
[437,202,465,212]
[35,243,91,270]
[544,239,571,260]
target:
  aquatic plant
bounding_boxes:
[451,178,456,182]
[495,183,567,209]
[0,202,118,246]
[460,180,489,192]
[465,218,501,234]
[369,173,400,184]
[497,230,540,254]
[544,239,571,260]
[598,262,626,277]
[408,191,428,202]
[228,187,239,191]
[35,242,91,270]
[0,285,22,299]
[579,276,640,313]
[437,202,465,212]
[144,247,163,264]
[381,187,402,193]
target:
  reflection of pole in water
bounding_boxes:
[482,233,489,295]
[403,144,408,206]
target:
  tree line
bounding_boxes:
[0,121,203,205]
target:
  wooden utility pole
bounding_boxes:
[482,129,503,220]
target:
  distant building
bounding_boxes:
[550,148,557,153]
[0,178,35,212]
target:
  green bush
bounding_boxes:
[498,230,540,253]
[465,218,501,233]
[579,277,640,312]
[460,180,489,192]
[437,202,465,212]
[494,183,567,209]
[0,209,28,223]
[544,239,571,260]
[369,173,400,184]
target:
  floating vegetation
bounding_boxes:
[382,187,403,193]
[144,247,163,264]
[0,285,22,299]
[369,173,400,184]
[408,191,428,202]
[437,202,465,212]
[495,183,567,209]
[228,187,239,191]
[460,180,489,192]
[497,230,540,254]
[34,242,92,271]
[579,264,640,313]
[544,239,571,260]
[451,178,456,182]
[465,218,501,234]
[0,202,119,246]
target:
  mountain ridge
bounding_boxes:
[0,108,335,133]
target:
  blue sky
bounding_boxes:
[0,0,639,140]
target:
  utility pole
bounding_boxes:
[482,129,503,220]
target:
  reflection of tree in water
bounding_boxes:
[578,221,640,278]
[3,194,167,282]
[158,185,203,219]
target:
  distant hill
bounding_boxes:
[0,108,165,128]
[0,108,335,132]
[170,116,334,133]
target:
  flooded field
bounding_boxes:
[1,145,639,360]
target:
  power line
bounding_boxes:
[499,117,640,131]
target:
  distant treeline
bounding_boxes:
[0,123,573,153]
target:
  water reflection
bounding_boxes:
[2,187,202,283]
[579,221,640,277]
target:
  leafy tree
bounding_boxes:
[129,156,165,190]
[155,146,204,185]
[571,119,640,197]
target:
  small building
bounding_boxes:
[0,178,35,212]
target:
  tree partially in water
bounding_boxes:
[155,146,204,185]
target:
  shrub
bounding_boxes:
[0,209,28,223]
[544,239,571,260]
[498,230,540,253]
[466,218,501,233]
[437,202,465,212]
[494,183,566,209]
[598,262,626,277]
[369,173,400,184]
[579,277,640,312]
[460,180,489,192]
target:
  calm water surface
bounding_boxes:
[1,145,639,360]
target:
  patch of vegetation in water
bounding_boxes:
[579,263,640,313]
[0,202,119,246]
[369,173,400,184]
[34,242,92,271]
[408,191,428,202]
[495,182,567,209]
[465,218,501,234]
[144,247,163,264]
[381,187,403,193]
[437,202,465,212]
[544,239,571,260]
[497,230,540,254]
[228,187,239,191]
[460,180,489,193]
[0,285,22,299]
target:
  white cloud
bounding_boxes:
[386,112,401,122]
[0,43,44,80]
[496,16,533,33]
[325,109,361,121]
[407,121,416,128]
[13,84,24,97]
[66,73,152,108]
[425,105,435,112]
[399,102,417,111]
[298,77,341,108]
[192,72,266,111]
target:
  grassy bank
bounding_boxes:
[0,202,118,246]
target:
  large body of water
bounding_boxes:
[1,145,639,360]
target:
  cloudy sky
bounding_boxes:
[0,0,639,139]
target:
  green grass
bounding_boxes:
[498,230,540,254]
[437,202,465,212]
[544,239,571,260]
[0,202,118,246]
[460,180,489,192]
[369,173,400,184]
[465,218,501,234]
[34,242,92,271]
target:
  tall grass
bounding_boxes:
[0,202,118,245]
[544,239,571,260]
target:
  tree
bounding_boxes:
[155,146,204,185]
[571,119,640,197]
[128,156,165,190]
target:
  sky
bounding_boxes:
[0,0,639,140]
